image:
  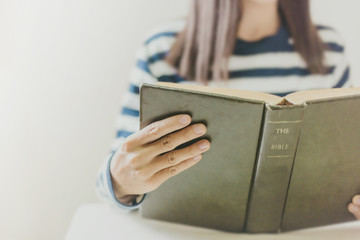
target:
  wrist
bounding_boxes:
[110,172,141,206]
[116,194,141,205]
[106,152,146,209]
[110,175,133,203]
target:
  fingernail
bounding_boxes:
[193,155,202,161]
[198,141,209,150]
[355,196,360,205]
[194,125,205,134]
[178,115,190,125]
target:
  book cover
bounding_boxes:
[139,82,360,233]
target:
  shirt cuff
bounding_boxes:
[105,151,147,210]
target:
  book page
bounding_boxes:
[285,87,360,104]
[153,82,360,106]
[154,82,283,105]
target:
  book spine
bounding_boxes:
[244,103,306,233]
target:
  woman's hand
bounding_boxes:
[110,114,210,205]
[348,195,360,220]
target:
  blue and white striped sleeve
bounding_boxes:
[328,46,353,89]
[95,44,159,211]
[319,27,354,88]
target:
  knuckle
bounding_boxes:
[168,166,178,176]
[128,156,140,169]
[134,169,146,179]
[147,122,159,136]
[167,151,177,165]
[113,151,127,164]
[160,136,174,150]
[121,141,133,152]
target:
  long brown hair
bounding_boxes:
[166,0,326,85]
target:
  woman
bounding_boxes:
[96,0,360,220]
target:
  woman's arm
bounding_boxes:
[95,42,160,211]
[323,27,354,88]
[95,28,210,211]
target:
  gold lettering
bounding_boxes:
[271,144,289,150]
[275,128,290,134]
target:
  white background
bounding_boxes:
[0,1,359,239]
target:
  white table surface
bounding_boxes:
[65,203,360,240]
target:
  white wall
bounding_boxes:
[312,1,360,86]
[0,1,189,240]
[0,1,359,240]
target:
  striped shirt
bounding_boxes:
[95,20,353,211]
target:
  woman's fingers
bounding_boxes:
[348,195,360,220]
[353,195,360,206]
[145,123,207,159]
[125,114,192,150]
[144,139,210,176]
[348,204,360,219]
[150,155,204,187]
[130,123,208,170]
[112,114,209,196]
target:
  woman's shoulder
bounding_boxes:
[133,20,185,81]
[143,20,185,43]
[315,25,351,88]
[315,24,346,52]
[140,20,185,56]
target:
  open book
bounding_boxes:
[139,82,360,233]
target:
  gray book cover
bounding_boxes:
[281,96,360,231]
[139,82,360,233]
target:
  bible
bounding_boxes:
[138,81,360,233]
